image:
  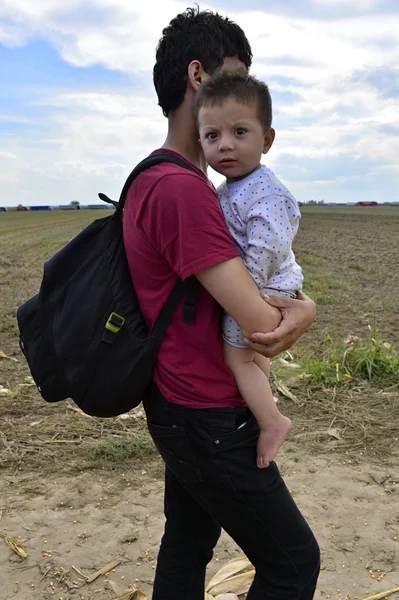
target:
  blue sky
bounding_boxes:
[0,0,398,206]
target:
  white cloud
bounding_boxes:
[38,91,166,162]
[0,0,398,204]
[30,160,129,181]
[42,91,160,119]
[248,14,398,85]
[311,0,383,8]
[2,0,398,76]
[0,0,188,71]
[0,20,29,45]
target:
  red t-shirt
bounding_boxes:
[123,149,244,408]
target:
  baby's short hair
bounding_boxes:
[194,72,272,130]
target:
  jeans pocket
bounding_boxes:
[147,420,203,485]
[208,415,260,451]
[201,416,236,439]
[207,416,279,493]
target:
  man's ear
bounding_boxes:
[263,128,276,155]
[187,60,206,92]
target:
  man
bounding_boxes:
[123,7,320,600]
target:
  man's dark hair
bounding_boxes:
[194,72,273,131]
[153,6,252,117]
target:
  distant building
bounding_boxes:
[84,204,113,210]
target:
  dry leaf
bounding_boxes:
[108,581,134,596]
[66,402,93,418]
[129,592,147,600]
[14,383,36,392]
[274,381,300,405]
[206,556,252,592]
[298,373,312,380]
[279,358,301,369]
[107,582,147,600]
[215,595,240,600]
[0,386,12,396]
[86,558,122,583]
[234,584,252,596]
[115,593,137,600]
[2,534,28,558]
[327,428,342,440]
[360,587,399,600]
[0,351,19,362]
[207,570,255,596]
[205,593,214,600]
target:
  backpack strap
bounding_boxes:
[117,152,199,215]
[101,152,201,333]
[151,275,198,342]
[98,152,199,212]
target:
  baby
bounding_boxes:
[195,72,304,468]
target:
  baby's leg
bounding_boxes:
[223,343,292,468]
[254,353,270,379]
[253,354,279,403]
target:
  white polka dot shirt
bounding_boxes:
[217,165,303,295]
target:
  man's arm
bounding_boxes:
[245,292,316,358]
[196,257,282,339]
[196,259,315,358]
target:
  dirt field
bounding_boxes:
[1,207,398,600]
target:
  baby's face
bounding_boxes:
[198,98,269,182]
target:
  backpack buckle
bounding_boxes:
[105,312,125,334]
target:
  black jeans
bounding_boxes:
[143,384,320,600]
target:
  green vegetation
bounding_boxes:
[300,327,399,387]
[91,431,157,462]
[310,290,337,305]
[303,271,343,305]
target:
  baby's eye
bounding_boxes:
[205,132,218,140]
[235,128,247,136]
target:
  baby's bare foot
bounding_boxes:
[257,416,292,469]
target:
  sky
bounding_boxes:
[0,0,398,207]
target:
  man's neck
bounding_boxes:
[161,101,208,173]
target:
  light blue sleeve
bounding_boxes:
[242,195,300,289]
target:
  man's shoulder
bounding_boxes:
[144,162,215,196]
[131,161,217,212]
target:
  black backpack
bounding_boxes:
[17,153,198,417]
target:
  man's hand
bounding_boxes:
[244,291,316,358]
